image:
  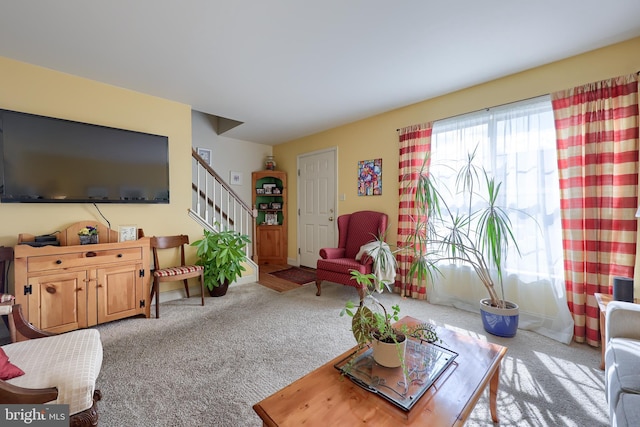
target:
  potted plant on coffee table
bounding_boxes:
[192,225,250,297]
[341,235,438,374]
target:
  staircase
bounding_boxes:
[189,148,258,283]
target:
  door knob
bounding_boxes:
[328,216,334,221]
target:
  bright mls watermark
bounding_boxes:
[1,405,69,426]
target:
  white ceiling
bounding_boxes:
[1,1,640,145]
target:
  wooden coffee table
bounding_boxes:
[253,316,507,426]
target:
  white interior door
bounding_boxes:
[298,149,337,268]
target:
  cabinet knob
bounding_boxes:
[45,285,56,294]
[55,260,62,264]
[117,253,123,258]
[86,251,97,257]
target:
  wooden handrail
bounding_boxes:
[192,148,254,214]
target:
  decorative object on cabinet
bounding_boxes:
[150,235,204,319]
[14,221,150,338]
[119,225,138,242]
[191,226,250,297]
[265,213,278,225]
[252,170,287,265]
[265,155,276,170]
[262,183,277,194]
[258,203,269,210]
[78,225,99,245]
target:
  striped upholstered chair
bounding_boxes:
[150,235,205,318]
[315,211,388,300]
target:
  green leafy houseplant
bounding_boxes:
[191,226,250,293]
[406,148,522,309]
[401,146,531,338]
[340,236,438,373]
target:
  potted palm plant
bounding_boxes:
[191,226,250,297]
[405,148,524,337]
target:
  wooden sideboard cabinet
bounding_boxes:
[13,226,151,338]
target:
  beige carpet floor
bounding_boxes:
[95,281,607,426]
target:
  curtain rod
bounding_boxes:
[397,72,640,132]
[396,93,551,132]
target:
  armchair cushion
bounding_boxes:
[2,329,103,416]
[316,258,369,275]
[0,348,24,380]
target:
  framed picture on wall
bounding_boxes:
[197,148,212,166]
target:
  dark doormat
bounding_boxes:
[269,267,316,285]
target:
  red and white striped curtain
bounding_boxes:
[551,74,639,346]
[397,123,432,299]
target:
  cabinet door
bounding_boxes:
[257,226,286,264]
[27,271,88,334]
[96,263,144,324]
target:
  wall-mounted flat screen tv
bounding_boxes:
[0,109,169,203]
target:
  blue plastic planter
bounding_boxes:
[480,298,519,338]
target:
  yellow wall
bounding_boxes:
[274,36,640,262]
[0,56,207,293]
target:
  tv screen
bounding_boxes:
[0,109,169,203]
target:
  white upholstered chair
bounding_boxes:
[0,303,103,426]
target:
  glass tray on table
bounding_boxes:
[334,339,458,412]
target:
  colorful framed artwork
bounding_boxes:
[358,158,382,196]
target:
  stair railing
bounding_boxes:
[189,149,257,261]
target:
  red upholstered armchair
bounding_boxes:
[316,210,388,300]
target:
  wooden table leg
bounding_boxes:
[489,363,501,423]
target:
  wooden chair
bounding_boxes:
[0,248,14,340]
[0,247,13,295]
[150,235,205,318]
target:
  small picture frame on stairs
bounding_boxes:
[197,148,212,166]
